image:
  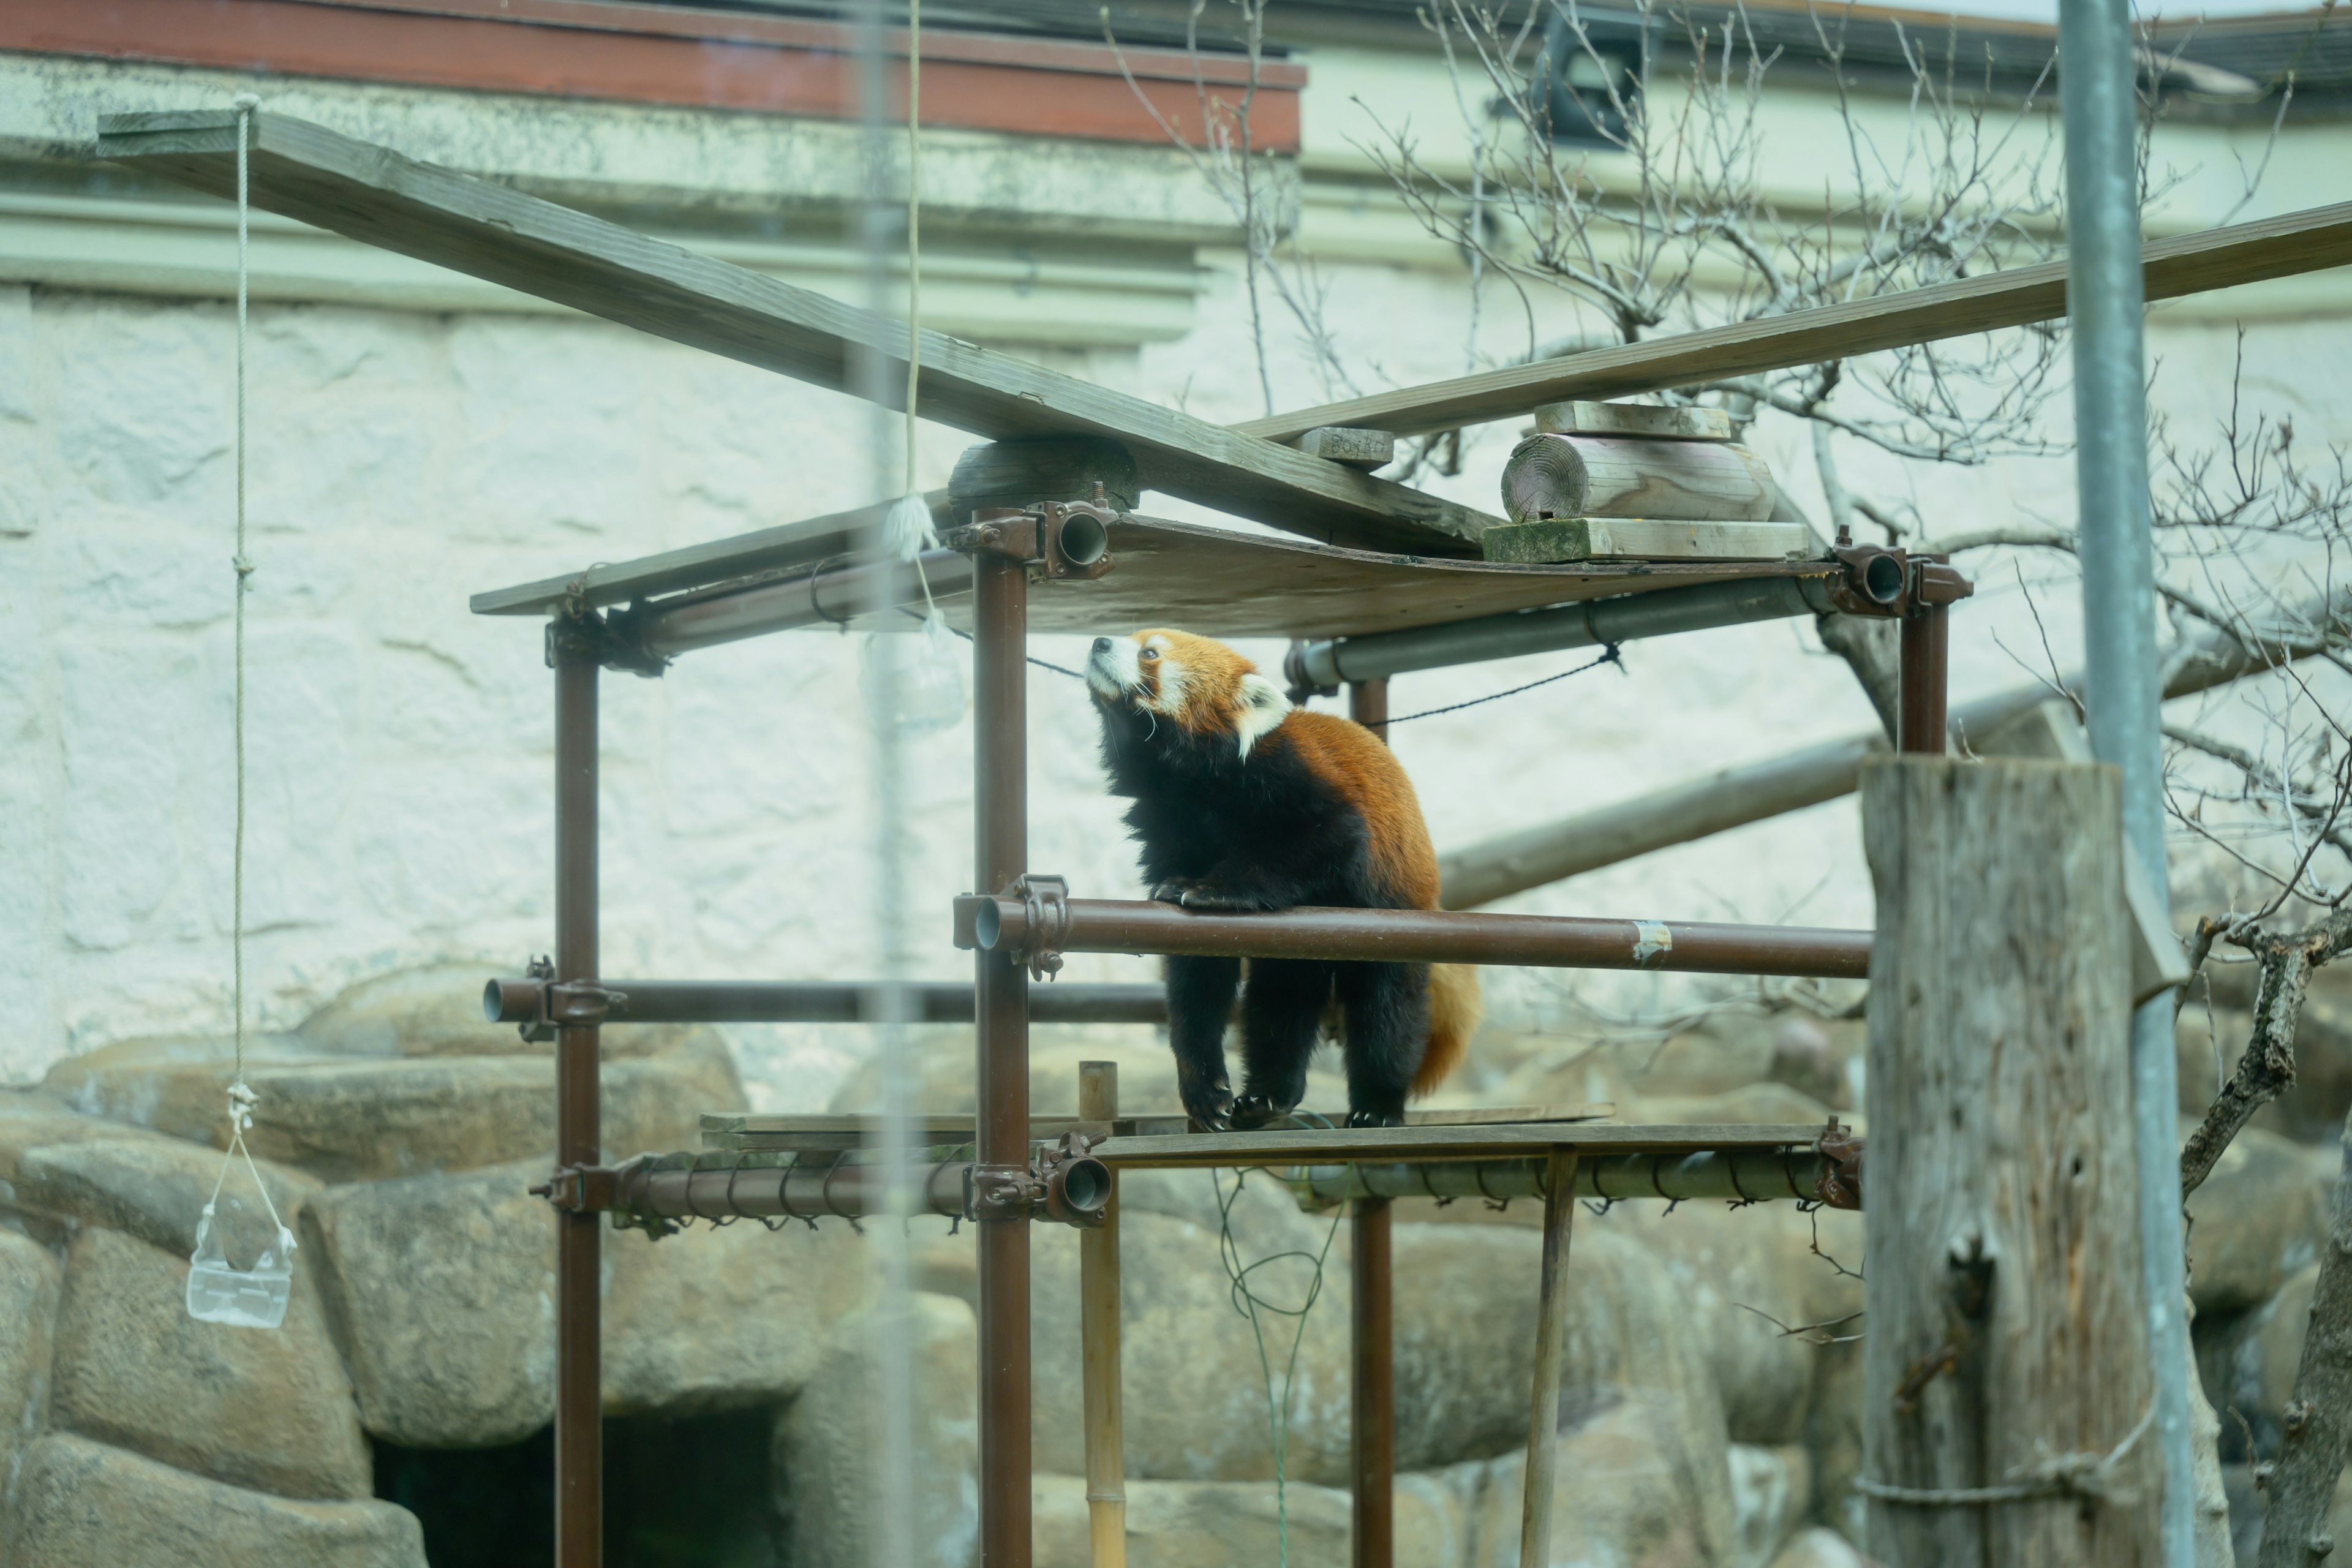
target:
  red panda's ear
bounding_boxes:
[1235,672,1291,757]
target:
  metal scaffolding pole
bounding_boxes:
[552,643,601,1568]
[2058,0,2196,1554]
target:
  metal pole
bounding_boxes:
[1348,677,1394,1568]
[1896,603,1949,755]
[552,646,601,1568]
[2059,0,2195,1553]
[1078,1063,1126,1568]
[974,551,1033,1568]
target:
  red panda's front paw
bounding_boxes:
[1176,884,1272,912]
[1149,877,1199,906]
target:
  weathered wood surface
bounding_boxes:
[1532,401,1733,440]
[1091,1121,1831,1169]
[1297,426,1398,467]
[1436,589,2352,908]
[701,1102,1613,1152]
[1077,1063,1127,1568]
[1481,517,1811,565]
[1500,434,1777,525]
[1517,1148,1579,1568]
[1239,200,2352,442]
[1861,758,2158,1566]
[948,437,1141,514]
[97,110,1498,557]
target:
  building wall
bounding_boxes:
[2,33,2348,1095]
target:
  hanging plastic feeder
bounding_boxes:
[186,1080,295,1329]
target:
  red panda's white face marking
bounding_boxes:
[1087,628,1291,758]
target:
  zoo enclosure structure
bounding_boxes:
[91,107,2352,1568]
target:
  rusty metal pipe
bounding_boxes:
[1898,601,1951,754]
[1043,1153,1114,1227]
[1347,676,1396,1568]
[484,978,1167,1027]
[552,647,601,1568]
[973,550,1033,1568]
[1286,1148,1842,1208]
[960,897,1870,979]
[635,549,974,658]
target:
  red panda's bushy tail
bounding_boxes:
[1411,963,1482,1098]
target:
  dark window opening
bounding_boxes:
[1537,17,1640,147]
[375,1408,782,1568]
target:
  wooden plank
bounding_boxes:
[1238,200,2352,443]
[1092,1121,1831,1169]
[1077,1063,1127,1568]
[1518,1148,1578,1568]
[1499,434,1776,525]
[1532,402,1733,440]
[1481,518,1812,565]
[1297,427,1397,468]
[96,110,1498,557]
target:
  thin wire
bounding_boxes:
[904,0,921,491]
[232,93,258,1088]
[1363,644,1622,729]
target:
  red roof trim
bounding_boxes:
[4,0,1303,149]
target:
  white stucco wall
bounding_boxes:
[4,45,2350,1100]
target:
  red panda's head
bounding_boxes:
[1086,628,1292,756]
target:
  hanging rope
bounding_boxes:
[881,0,938,576]
[232,92,257,1089]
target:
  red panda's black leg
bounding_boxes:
[1232,959,1332,1128]
[1166,954,1242,1131]
[1335,961,1430,1128]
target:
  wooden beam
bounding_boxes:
[1238,201,2352,443]
[1518,1148,1578,1568]
[96,110,1497,557]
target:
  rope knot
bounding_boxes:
[232,554,255,580]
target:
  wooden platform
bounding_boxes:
[481,511,1842,640]
[701,1102,1611,1153]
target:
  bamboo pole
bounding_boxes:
[1518,1147,1580,1568]
[1078,1062,1125,1568]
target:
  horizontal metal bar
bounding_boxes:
[957,895,1871,979]
[1293,571,1841,685]
[1093,1119,1841,1167]
[634,549,974,658]
[484,978,1168,1025]
[1285,1148,1841,1207]
[616,1156,974,1223]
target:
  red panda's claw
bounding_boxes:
[1148,878,1195,905]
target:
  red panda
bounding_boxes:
[1085,628,1481,1129]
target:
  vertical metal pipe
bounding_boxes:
[1348,677,1395,1568]
[2059,0,2195,1554]
[1078,1062,1127,1568]
[1896,605,1949,755]
[975,552,1033,1568]
[1518,1148,1580,1568]
[552,648,601,1568]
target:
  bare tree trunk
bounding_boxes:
[2256,1095,2352,1567]
[1817,612,1902,742]
[1861,757,2161,1567]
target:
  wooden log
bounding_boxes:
[1480,516,1811,564]
[1532,401,1733,440]
[1077,1063,1126,1568]
[1237,200,2352,443]
[949,437,1141,516]
[1434,588,2351,910]
[1860,758,2158,1566]
[96,110,1498,558]
[1499,434,1776,525]
[1297,427,1398,469]
[1517,1147,1580,1568]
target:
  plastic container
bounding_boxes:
[186,1205,295,1329]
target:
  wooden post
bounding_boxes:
[1860,758,2159,1566]
[1077,1062,1126,1568]
[1518,1146,1579,1568]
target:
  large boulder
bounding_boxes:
[304,1159,869,1446]
[774,1292,980,1568]
[2184,1126,2337,1314]
[1460,1385,1736,1568]
[12,1135,316,1256]
[47,1031,742,1182]
[0,1088,152,1182]
[0,1229,62,1510]
[1031,1469,1470,1568]
[46,1227,371,1501]
[9,1433,425,1568]
[2196,1262,2320,1462]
